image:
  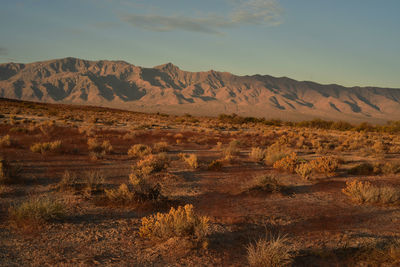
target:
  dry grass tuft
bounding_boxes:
[87,138,113,154]
[264,143,290,165]
[342,180,400,205]
[180,153,199,169]
[9,197,66,228]
[247,233,293,267]
[242,174,283,193]
[30,140,62,154]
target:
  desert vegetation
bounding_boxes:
[0,98,400,266]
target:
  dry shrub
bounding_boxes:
[87,138,112,154]
[390,239,400,264]
[372,140,387,155]
[342,180,400,205]
[273,152,298,173]
[0,184,6,195]
[84,171,105,194]
[223,140,240,158]
[127,144,152,158]
[208,160,223,171]
[295,162,313,180]
[0,135,11,147]
[247,234,293,267]
[153,141,169,152]
[105,170,162,204]
[9,197,66,227]
[250,147,266,162]
[242,174,283,193]
[30,140,62,154]
[264,143,290,165]
[58,170,104,195]
[215,141,223,150]
[179,153,199,169]
[101,140,113,154]
[105,183,135,203]
[348,163,376,175]
[38,121,55,136]
[139,204,209,241]
[381,162,400,175]
[58,170,79,191]
[135,153,169,174]
[0,158,21,184]
[309,156,339,176]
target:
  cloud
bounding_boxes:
[120,0,283,34]
[120,14,224,34]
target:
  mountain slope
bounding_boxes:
[0,57,399,122]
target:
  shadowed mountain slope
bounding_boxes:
[1,57,399,122]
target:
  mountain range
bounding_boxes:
[1,57,399,123]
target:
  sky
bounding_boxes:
[0,0,399,88]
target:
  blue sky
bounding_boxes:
[0,0,399,88]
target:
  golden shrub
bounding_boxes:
[264,143,290,165]
[0,135,11,147]
[180,153,199,169]
[153,141,169,152]
[273,152,298,173]
[295,162,313,180]
[30,140,62,154]
[127,144,152,158]
[342,180,400,205]
[309,156,339,176]
[136,153,169,174]
[139,204,209,240]
[250,147,265,162]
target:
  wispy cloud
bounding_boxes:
[120,0,283,35]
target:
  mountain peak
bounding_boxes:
[154,62,180,72]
